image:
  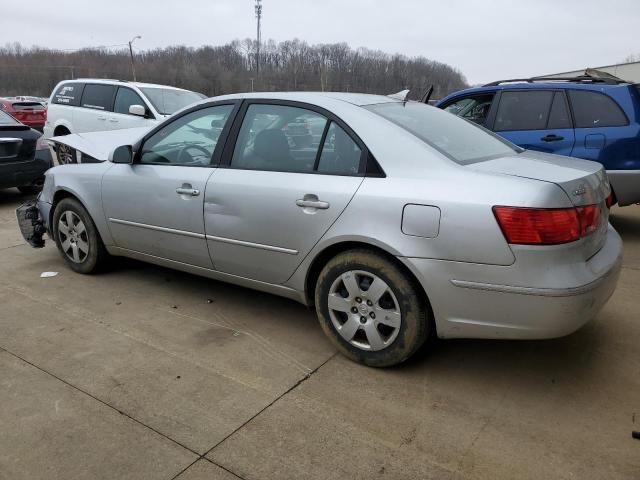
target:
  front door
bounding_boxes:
[101,103,237,267]
[493,90,575,156]
[108,86,155,131]
[205,102,365,284]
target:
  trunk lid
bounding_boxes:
[470,150,611,259]
[470,151,609,206]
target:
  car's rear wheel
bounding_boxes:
[315,249,431,367]
[52,198,107,274]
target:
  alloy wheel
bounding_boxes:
[57,210,89,263]
[327,270,402,351]
[57,144,75,164]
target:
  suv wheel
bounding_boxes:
[315,249,431,367]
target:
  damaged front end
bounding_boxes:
[16,202,46,248]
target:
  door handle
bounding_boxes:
[97,116,107,121]
[109,118,119,123]
[541,134,564,142]
[176,187,200,196]
[296,198,330,209]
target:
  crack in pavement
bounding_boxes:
[0,343,337,480]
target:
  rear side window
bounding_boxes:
[81,84,116,111]
[52,82,84,106]
[494,91,554,131]
[317,122,363,175]
[568,90,628,128]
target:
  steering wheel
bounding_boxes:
[176,144,212,165]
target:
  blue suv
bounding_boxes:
[436,77,640,206]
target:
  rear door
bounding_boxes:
[75,84,117,133]
[492,90,575,156]
[567,89,631,167]
[205,101,365,284]
[101,102,237,267]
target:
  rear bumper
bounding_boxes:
[0,149,52,189]
[401,224,623,340]
[607,170,640,206]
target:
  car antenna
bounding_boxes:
[420,85,434,104]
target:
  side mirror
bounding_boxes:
[111,145,133,164]
[129,104,146,117]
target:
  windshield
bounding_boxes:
[139,87,205,115]
[365,102,519,164]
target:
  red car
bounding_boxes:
[0,98,47,131]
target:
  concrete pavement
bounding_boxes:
[0,186,638,479]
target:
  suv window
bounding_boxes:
[231,104,328,173]
[444,94,494,126]
[495,90,554,131]
[52,82,84,106]
[317,122,362,174]
[140,104,234,166]
[568,90,628,128]
[114,87,147,116]
[81,84,116,111]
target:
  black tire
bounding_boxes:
[52,198,107,274]
[315,249,431,367]
[18,185,41,195]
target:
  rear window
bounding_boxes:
[568,90,628,128]
[365,102,518,164]
[81,84,116,111]
[52,82,84,106]
[12,102,45,111]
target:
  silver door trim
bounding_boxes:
[109,218,206,239]
[205,234,298,255]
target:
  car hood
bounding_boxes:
[51,126,152,161]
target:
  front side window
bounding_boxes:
[231,104,328,173]
[367,102,518,165]
[81,84,116,111]
[140,105,234,166]
[494,90,554,131]
[114,88,147,115]
[139,87,204,115]
[568,90,628,128]
[443,94,494,126]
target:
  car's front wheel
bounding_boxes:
[315,249,431,367]
[52,198,107,274]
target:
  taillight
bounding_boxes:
[493,205,600,246]
[605,192,614,209]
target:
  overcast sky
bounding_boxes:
[3,0,639,84]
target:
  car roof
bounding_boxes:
[68,78,190,92]
[443,81,632,98]
[209,91,398,107]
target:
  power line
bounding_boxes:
[52,43,129,53]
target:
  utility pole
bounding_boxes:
[128,35,142,81]
[255,0,262,79]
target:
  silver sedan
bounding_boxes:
[20,92,623,367]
